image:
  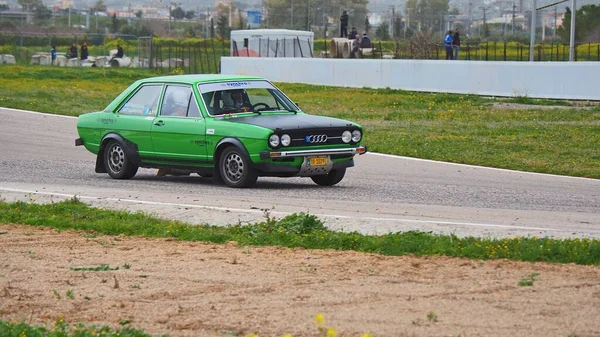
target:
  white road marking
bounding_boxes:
[3,107,593,182]
[0,186,564,232]
[1,107,77,118]
[368,152,597,182]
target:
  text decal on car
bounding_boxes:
[224,82,250,87]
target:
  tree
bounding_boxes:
[393,14,403,38]
[238,9,245,30]
[406,0,449,32]
[557,5,600,42]
[217,14,229,39]
[171,6,185,20]
[91,0,107,14]
[18,0,52,21]
[112,13,119,33]
[18,0,41,11]
[135,10,143,19]
[34,4,51,20]
[376,22,391,40]
[210,18,215,38]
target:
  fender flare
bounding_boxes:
[212,137,253,183]
[95,133,141,173]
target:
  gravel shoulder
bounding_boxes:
[1,224,599,337]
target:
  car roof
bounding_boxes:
[137,74,265,85]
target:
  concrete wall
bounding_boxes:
[221,57,600,101]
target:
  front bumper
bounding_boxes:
[259,146,367,160]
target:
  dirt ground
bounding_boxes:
[1,224,599,337]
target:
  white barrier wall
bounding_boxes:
[221,57,600,100]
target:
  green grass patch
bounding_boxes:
[1,198,599,265]
[0,319,157,337]
[1,65,599,178]
[70,264,120,272]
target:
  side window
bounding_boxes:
[118,85,162,116]
[160,85,193,117]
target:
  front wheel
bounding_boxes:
[218,146,258,188]
[104,140,138,179]
[311,168,346,186]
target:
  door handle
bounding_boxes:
[153,120,164,126]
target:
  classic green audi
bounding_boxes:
[75,74,367,188]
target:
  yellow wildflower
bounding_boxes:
[314,314,325,327]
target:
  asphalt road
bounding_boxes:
[1,107,599,239]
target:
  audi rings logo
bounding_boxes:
[305,135,328,143]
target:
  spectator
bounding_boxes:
[110,44,124,64]
[360,33,372,48]
[68,43,78,59]
[444,30,454,60]
[115,44,124,58]
[350,34,361,59]
[340,10,349,38]
[348,27,358,40]
[50,45,56,65]
[452,28,461,60]
[80,41,89,60]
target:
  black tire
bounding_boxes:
[310,168,346,186]
[104,140,138,179]
[218,146,258,188]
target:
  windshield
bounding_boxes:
[198,80,299,116]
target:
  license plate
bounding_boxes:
[309,156,328,166]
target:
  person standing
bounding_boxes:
[50,45,57,65]
[340,10,349,38]
[80,41,89,60]
[444,30,454,60]
[452,28,461,60]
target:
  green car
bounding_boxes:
[75,74,367,188]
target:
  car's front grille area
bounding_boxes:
[285,128,347,147]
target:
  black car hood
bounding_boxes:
[227,113,356,131]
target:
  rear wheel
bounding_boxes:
[311,168,346,186]
[218,146,258,188]
[104,140,138,179]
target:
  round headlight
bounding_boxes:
[281,134,291,146]
[351,130,362,142]
[269,134,280,147]
[341,130,352,143]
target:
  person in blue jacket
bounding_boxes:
[51,45,57,65]
[444,30,454,60]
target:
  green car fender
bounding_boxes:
[95,133,141,173]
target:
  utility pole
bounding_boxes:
[529,0,536,61]
[512,2,516,34]
[291,0,294,29]
[468,2,472,36]
[480,6,488,37]
[569,0,576,61]
[553,6,557,39]
[306,0,310,31]
[390,5,395,39]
